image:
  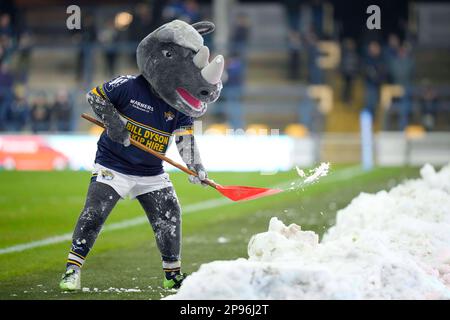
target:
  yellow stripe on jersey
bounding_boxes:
[91,86,108,100]
[91,87,101,97]
[173,127,194,136]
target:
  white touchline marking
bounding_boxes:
[0,166,363,255]
[0,198,232,255]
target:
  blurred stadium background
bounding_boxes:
[0,0,449,172]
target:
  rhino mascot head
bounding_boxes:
[136,19,224,118]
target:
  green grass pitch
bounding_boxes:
[0,166,419,300]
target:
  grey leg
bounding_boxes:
[137,187,182,265]
[67,181,121,269]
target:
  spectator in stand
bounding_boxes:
[305,31,323,84]
[0,45,4,64]
[389,43,414,130]
[222,52,246,130]
[283,0,302,80]
[384,33,400,83]
[0,13,13,37]
[385,34,400,59]
[419,84,439,132]
[0,13,14,59]
[99,18,118,77]
[128,3,155,63]
[340,38,359,104]
[230,13,250,56]
[16,30,33,82]
[75,13,97,82]
[181,0,201,23]
[6,86,29,131]
[163,0,185,22]
[129,3,155,43]
[310,0,325,38]
[163,0,201,24]
[362,40,386,119]
[287,31,302,80]
[0,62,14,131]
[52,89,73,132]
[30,92,51,132]
[0,33,14,64]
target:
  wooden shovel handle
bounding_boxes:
[81,113,219,189]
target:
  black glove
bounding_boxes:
[87,91,130,146]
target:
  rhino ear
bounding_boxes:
[192,21,215,35]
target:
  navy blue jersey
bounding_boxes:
[93,75,193,176]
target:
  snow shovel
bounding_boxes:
[82,113,283,202]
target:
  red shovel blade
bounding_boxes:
[215,185,283,202]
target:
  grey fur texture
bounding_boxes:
[71,182,181,264]
[175,134,208,186]
[71,182,121,255]
[137,187,181,262]
[87,91,130,146]
[136,19,223,118]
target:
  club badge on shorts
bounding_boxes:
[100,169,114,181]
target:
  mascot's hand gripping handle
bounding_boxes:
[81,113,220,189]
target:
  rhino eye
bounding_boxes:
[162,50,172,58]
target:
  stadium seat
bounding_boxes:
[405,125,426,139]
[284,124,309,137]
[246,124,270,135]
[89,125,104,136]
[205,123,230,135]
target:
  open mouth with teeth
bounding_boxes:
[176,88,203,110]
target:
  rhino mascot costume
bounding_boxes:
[59,20,224,291]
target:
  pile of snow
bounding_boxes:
[167,164,450,299]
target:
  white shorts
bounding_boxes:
[92,163,173,199]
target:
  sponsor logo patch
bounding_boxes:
[130,99,154,113]
[125,121,171,154]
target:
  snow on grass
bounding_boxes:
[217,237,230,244]
[167,164,450,300]
[80,287,142,293]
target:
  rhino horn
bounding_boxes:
[201,55,224,84]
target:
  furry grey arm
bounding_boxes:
[86,91,130,146]
[175,134,208,186]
